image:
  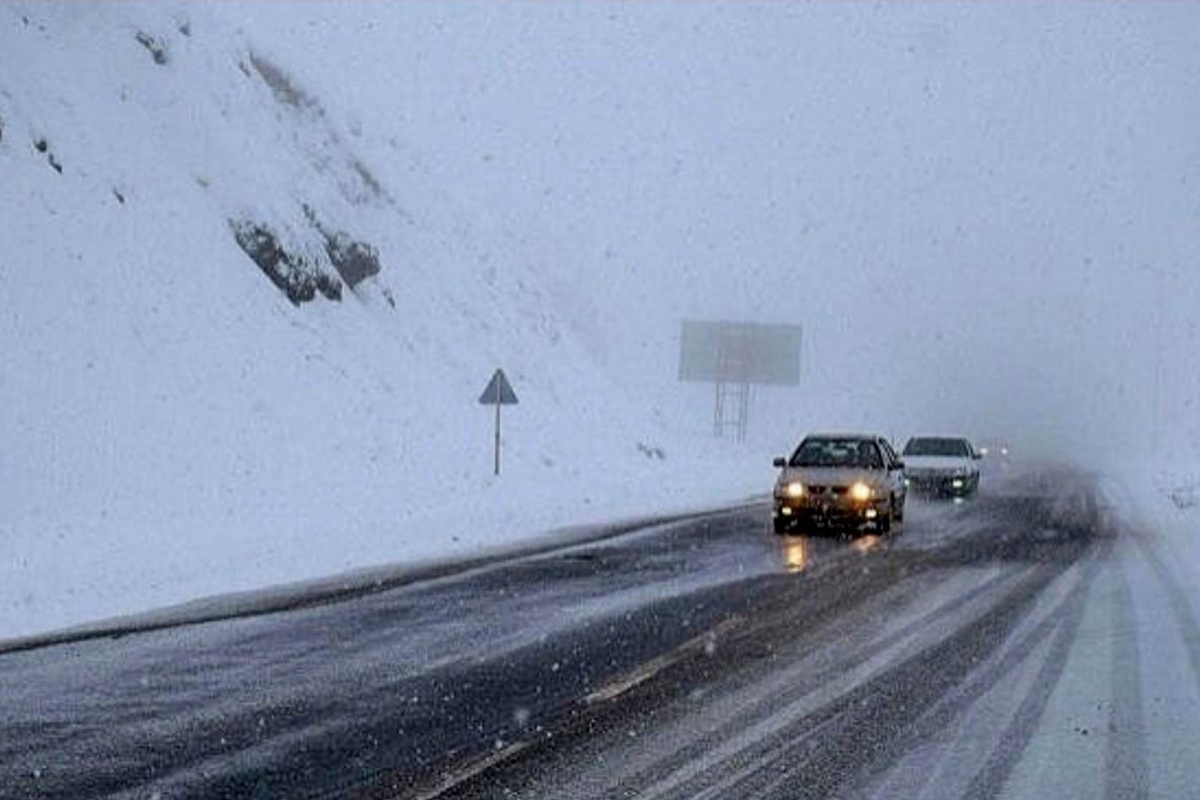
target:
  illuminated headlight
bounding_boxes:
[952,478,964,488]
[849,482,873,502]
[784,481,805,498]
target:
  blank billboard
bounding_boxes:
[678,320,802,386]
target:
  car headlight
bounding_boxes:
[783,481,805,498]
[849,482,873,502]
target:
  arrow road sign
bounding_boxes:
[479,368,518,475]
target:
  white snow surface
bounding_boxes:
[2,2,1199,643]
[0,2,770,641]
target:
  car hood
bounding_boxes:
[903,455,975,472]
[777,466,886,487]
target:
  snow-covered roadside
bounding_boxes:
[0,438,774,644]
[1107,461,1200,578]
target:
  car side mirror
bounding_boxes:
[894,460,905,470]
[773,456,787,468]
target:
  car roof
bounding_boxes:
[905,434,970,442]
[802,433,885,441]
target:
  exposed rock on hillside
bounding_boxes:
[33,136,62,173]
[135,30,168,65]
[302,206,383,288]
[231,220,341,305]
[324,231,382,288]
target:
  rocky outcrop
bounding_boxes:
[231,220,341,305]
[134,31,168,65]
[324,231,382,288]
[302,205,384,289]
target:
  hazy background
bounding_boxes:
[233,0,1200,460]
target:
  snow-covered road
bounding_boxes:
[1,463,1198,800]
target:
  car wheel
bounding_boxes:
[879,497,894,534]
[772,517,790,535]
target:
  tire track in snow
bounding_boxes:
[1104,554,1149,800]
[647,549,1094,800]
[748,562,1094,800]
[956,542,1103,800]
[1128,526,1200,702]
[623,567,1031,800]
[848,537,1108,800]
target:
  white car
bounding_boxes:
[901,436,981,498]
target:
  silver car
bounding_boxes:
[771,434,907,535]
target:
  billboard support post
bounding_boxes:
[679,320,801,441]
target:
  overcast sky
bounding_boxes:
[231,1,1200,458]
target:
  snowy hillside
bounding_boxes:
[0,2,764,640]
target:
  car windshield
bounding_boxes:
[790,438,882,469]
[903,437,972,457]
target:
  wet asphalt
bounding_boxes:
[0,465,1114,800]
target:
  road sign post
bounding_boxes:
[478,368,519,475]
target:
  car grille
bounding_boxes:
[905,469,938,479]
[804,485,849,497]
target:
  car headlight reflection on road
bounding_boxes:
[849,482,873,502]
[784,481,805,498]
[782,538,810,573]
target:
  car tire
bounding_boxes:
[772,518,790,535]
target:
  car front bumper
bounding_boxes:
[772,495,890,529]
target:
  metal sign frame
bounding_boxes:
[678,320,802,441]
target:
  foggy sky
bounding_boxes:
[232,1,1200,461]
